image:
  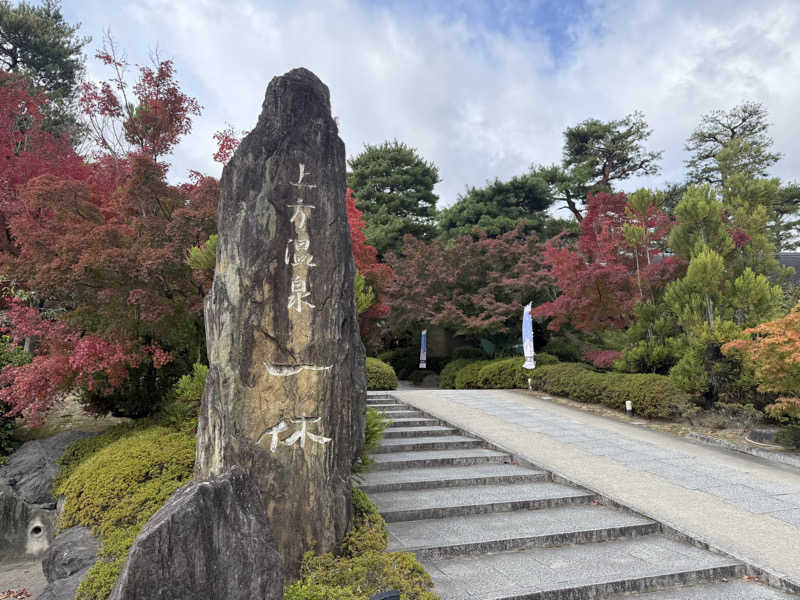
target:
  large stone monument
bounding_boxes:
[195,68,366,573]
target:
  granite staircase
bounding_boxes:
[361,392,798,600]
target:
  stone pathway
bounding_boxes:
[364,392,800,599]
[442,391,800,525]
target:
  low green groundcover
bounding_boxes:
[54,420,196,600]
[285,488,438,600]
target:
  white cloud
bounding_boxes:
[68,0,800,209]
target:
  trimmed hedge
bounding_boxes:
[448,354,559,390]
[366,358,398,391]
[529,363,690,419]
[454,360,491,389]
[475,354,558,389]
[440,359,475,389]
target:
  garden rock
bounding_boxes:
[36,567,90,600]
[195,67,365,574]
[0,430,91,505]
[42,526,99,583]
[109,467,282,600]
[0,480,56,560]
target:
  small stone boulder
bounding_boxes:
[36,567,90,600]
[0,430,91,505]
[109,467,283,600]
[42,527,99,583]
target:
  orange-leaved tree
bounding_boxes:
[722,301,800,426]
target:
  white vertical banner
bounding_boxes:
[419,329,427,369]
[522,303,536,369]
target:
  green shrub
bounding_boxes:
[342,488,388,556]
[542,337,583,362]
[55,422,195,600]
[287,487,436,600]
[452,346,485,360]
[669,322,757,407]
[454,360,491,389]
[173,362,208,401]
[529,363,690,419]
[353,408,389,477]
[440,359,474,389]
[284,580,361,600]
[408,369,428,385]
[0,336,32,462]
[378,347,418,380]
[366,358,397,391]
[378,347,444,378]
[776,425,800,449]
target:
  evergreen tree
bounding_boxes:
[532,111,662,221]
[437,173,563,241]
[664,185,783,403]
[685,102,782,185]
[347,140,439,256]
[0,0,88,134]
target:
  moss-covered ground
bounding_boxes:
[54,419,195,600]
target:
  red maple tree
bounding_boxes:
[532,192,682,332]
[385,223,546,338]
[80,39,201,161]
[347,189,393,344]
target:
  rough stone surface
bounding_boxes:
[36,567,90,600]
[195,67,365,574]
[42,526,99,583]
[109,468,282,600]
[0,430,91,504]
[0,481,56,560]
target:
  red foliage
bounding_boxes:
[212,125,242,164]
[0,301,145,424]
[1,158,216,423]
[385,224,546,337]
[583,349,622,368]
[81,46,201,160]
[0,73,88,248]
[346,189,393,344]
[533,192,682,332]
[730,228,751,248]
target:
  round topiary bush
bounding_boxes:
[439,359,475,389]
[366,358,398,391]
[454,360,491,389]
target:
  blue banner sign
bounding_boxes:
[419,329,427,369]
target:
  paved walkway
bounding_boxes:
[392,389,800,587]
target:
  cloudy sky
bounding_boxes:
[63,0,800,209]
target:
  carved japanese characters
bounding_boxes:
[195,68,366,575]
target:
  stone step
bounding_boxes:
[366,391,391,400]
[371,481,596,522]
[423,534,744,600]
[384,417,442,428]
[379,409,423,419]
[606,578,800,599]
[382,425,458,439]
[369,448,510,471]
[372,435,483,454]
[366,403,407,410]
[358,464,549,493]
[387,504,659,560]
